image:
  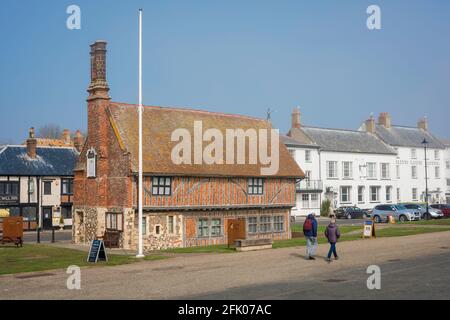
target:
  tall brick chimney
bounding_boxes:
[62,129,71,145]
[26,127,37,159]
[378,112,392,128]
[291,107,301,129]
[418,116,428,131]
[87,40,110,101]
[74,130,84,152]
[365,114,376,134]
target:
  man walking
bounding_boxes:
[325,217,341,262]
[303,213,318,260]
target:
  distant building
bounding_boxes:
[0,128,80,230]
[359,113,447,205]
[442,139,450,203]
[284,108,397,217]
[73,41,303,251]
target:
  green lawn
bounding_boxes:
[405,219,450,226]
[161,244,235,254]
[0,244,167,276]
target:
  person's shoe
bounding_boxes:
[335,256,339,260]
[308,256,316,260]
[326,258,332,263]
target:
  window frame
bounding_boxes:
[342,161,353,179]
[105,212,124,231]
[43,181,52,196]
[61,178,74,195]
[340,186,351,204]
[151,176,172,196]
[326,161,338,179]
[248,178,264,195]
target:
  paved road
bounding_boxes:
[23,230,72,243]
[1,231,449,299]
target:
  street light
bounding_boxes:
[422,138,429,219]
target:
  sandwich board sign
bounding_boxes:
[363,220,376,238]
[87,239,108,263]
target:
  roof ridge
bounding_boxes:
[109,102,268,123]
[303,125,371,134]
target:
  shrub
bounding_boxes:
[321,199,331,217]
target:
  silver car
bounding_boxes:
[402,204,444,220]
[371,204,421,223]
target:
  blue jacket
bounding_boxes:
[303,214,318,238]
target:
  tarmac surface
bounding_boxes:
[1,231,449,300]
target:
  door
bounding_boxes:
[227,218,246,247]
[42,207,53,230]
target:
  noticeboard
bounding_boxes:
[363,220,376,238]
[87,240,108,263]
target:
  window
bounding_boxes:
[381,163,390,179]
[370,186,380,202]
[61,206,72,219]
[168,216,175,234]
[22,206,37,221]
[386,186,392,202]
[446,161,450,170]
[358,186,365,203]
[86,148,97,178]
[273,216,284,232]
[302,194,310,209]
[259,216,272,233]
[43,181,52,195]
[310,194,319,208]
[0,182,19,196]
[197,219,209,237]
[411,166,418,179]
[326,161,338,179]
[105,212,123,231]
[342,162,353,179]
[411,149,417,159]
[305,150,311,162]
[305,171,312,181]
[367,162,377,179]
[396,165,400,179]
[435,166,440,179]
[248,217,258,233]
[155,225,160,235]
[397,188,401,202]
[412,188,418,201]
[211,219,222,236]
[152,177,172,196]
[142,218,147,235]
[61,179,73,195]
[435,150,440,160]
[248,178,264,195]
[340,186,351,203]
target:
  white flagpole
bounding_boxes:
[137,8,144,258]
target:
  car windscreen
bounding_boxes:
[395,205,407,210]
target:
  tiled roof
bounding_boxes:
[0,146,79,176]
[108,102,304,178]
[281,135,319,148]
[301,126,396,154]
[374,125,445,149]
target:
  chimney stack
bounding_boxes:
[378,112,392,128]
[365,114,376,134]
[418,116,428,131]
[62,129,71,145]
[291,107,301,129]
[26,127,37,159]
[87,40,110,101]
[74,130,84,152]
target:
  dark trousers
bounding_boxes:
[327,242,338,259]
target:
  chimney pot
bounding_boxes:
[291,107,301,129]
[26,127,37,158]
[88,40,110,100]
[365,114,376,134]
[62,129,71,144]
[74,130,84,152]
[418,117,428,131]
[378,112,392,128]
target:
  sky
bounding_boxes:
[0,0,449,144]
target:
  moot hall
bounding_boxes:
[73,40,304,250]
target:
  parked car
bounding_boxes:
[334,206,368,219]
[430,204,450,218]
[371,204,421,223]
[401,204,444,220]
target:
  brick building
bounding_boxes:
[73,41,304,250]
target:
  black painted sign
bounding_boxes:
[87,240,108,263]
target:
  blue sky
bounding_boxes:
[1,0,449,143]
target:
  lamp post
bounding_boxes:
[422,138,429,219]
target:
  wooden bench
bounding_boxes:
[234,238,273,252]
[100,229,121,249]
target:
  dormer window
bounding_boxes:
[86,148,97,178]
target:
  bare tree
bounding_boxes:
[37,124,63,139]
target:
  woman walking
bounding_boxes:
[324,217,340,262]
